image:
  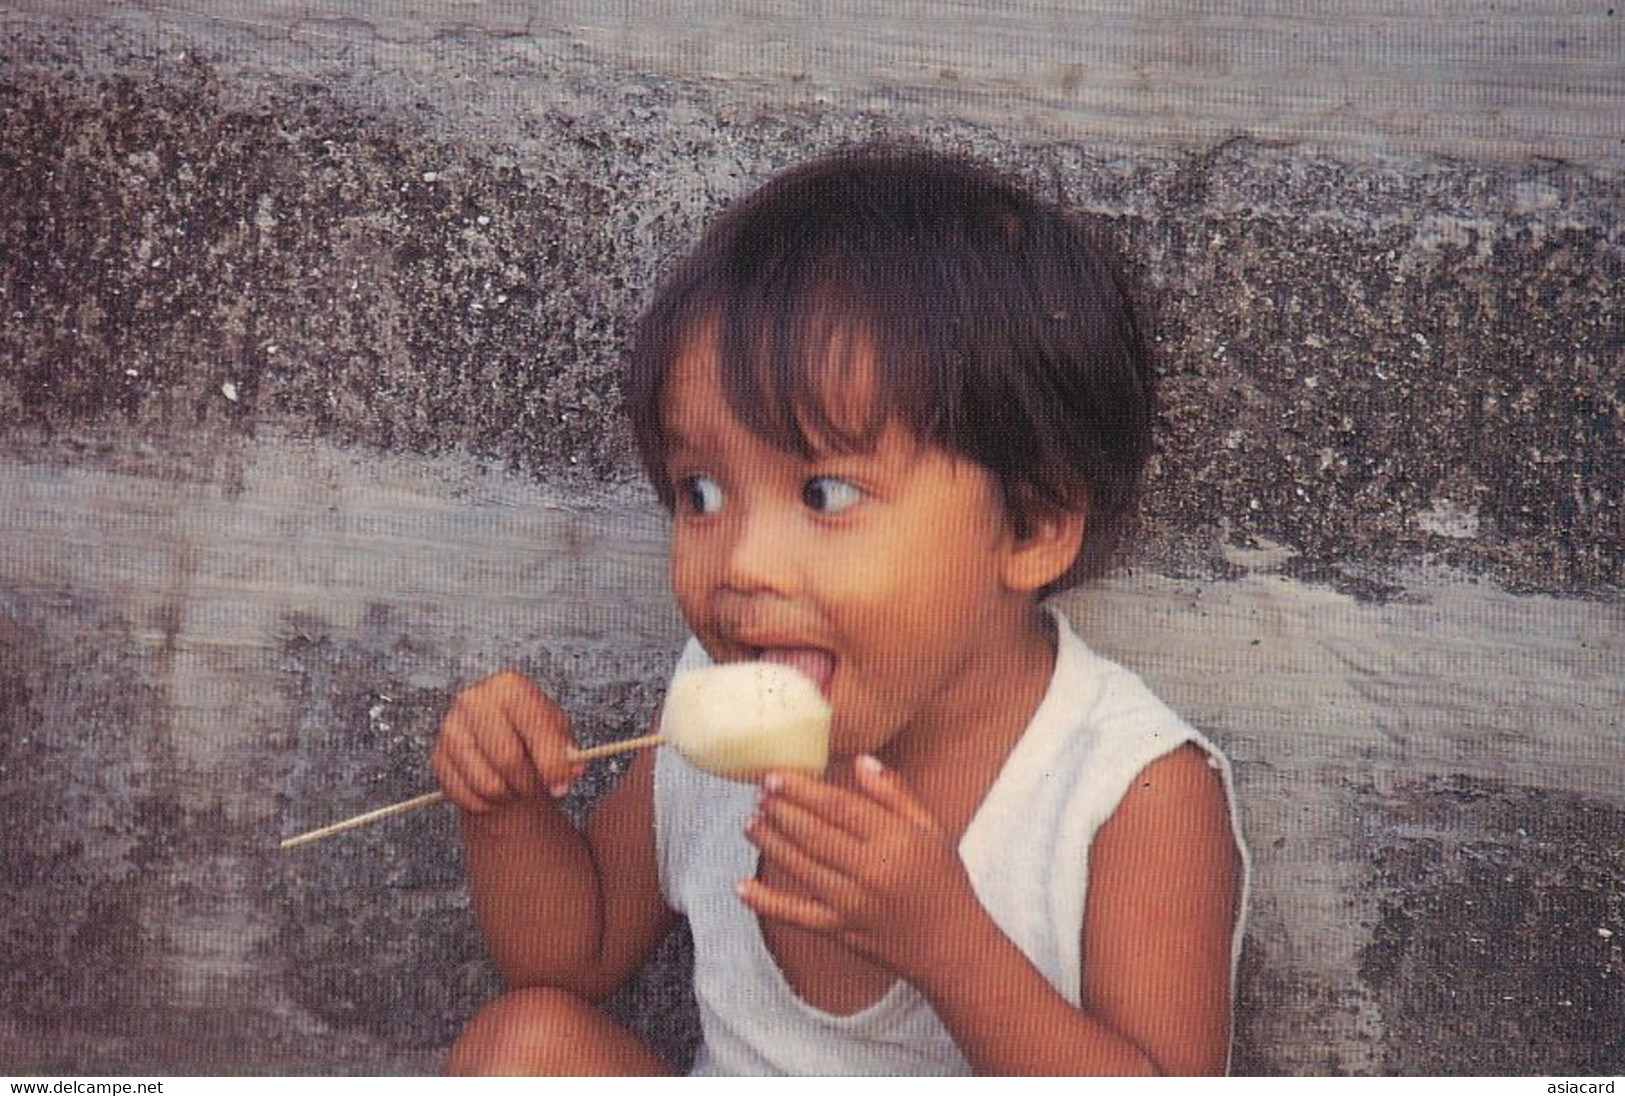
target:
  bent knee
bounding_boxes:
[447,988,586,1076]
[446,986,667,1076]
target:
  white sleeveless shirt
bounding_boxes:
[654,611,1249,1076]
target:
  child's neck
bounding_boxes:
[866,605,1058,835]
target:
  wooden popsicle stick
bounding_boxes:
[277,733,668,850]
[564,732,666,763]
[277,790,448,850]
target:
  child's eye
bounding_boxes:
[801,476,863,515]
[680,475,725,515]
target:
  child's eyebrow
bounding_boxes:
[663,423,700,453]
[662,420,725,464]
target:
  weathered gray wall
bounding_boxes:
[2,1,1621,1076]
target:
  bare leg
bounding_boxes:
[445,986,674,1076]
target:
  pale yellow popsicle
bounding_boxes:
[659,660,832,781]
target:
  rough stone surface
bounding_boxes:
[4,27,1618,597]
[1354,776,1625,1076]
[1,2,1621,1078]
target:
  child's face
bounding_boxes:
[660,344,1049,763]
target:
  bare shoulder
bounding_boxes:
[1092,741,1242,924]
[1108,742,1236,845]
[1082,742,1243,1075]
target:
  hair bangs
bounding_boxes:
[711,268,911,463]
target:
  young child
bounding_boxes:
[431,146,1247,1076]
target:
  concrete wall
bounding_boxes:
[2,1,1621,1076]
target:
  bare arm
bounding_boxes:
[434,671,674,1001]
[918,744,1243,1074]
[1077,743,1243,1074]
[742,744,1242,1075]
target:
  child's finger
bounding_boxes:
[746,810,854,900]
[467,708,542,799]
[432,730,506,812]
[491,672,579,787]
[759,769,884,839]
[439,722,517,804]
[734,876,840,933]
[852,754,939,830]
[755,790,875,878]
[433,753,493,813]
[450,691,539,796]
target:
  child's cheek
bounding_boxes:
[667,532,710,616]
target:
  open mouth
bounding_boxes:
[751,646,837,696]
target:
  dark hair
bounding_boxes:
[625,145,1154,592]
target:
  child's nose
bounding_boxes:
[720,508,797,595]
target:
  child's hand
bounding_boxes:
[740,756,984,980]
[431,670,584,813]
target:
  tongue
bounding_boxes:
[758,647,836,694]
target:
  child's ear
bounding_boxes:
[1000,500,1087,594]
